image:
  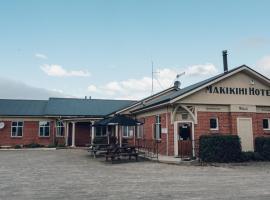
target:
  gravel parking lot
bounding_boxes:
[0,149,270,200]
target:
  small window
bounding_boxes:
[154,115,161,140]
[39,121,50,137]
[95,126,107,137]
[11,121,23,137]
[123,126,133,138]
[263,119,270,130]
[210,118,218,130]
[137,125,144,138]
[56,121,65,137]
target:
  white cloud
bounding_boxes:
[185,63,218,76]
[257,55,270,76]
[35,53,48,59]
[40,64,90,77]
[0,77,69,99]
[87,84,97,92]
[87,63,217,100]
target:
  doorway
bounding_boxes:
[237,118,254,151]
[178,123,192,157]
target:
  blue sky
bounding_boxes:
[0,0,270,99]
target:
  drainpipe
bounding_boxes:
[166,106,169,156]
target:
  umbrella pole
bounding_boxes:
[119,126,122,148]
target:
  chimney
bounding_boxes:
[222,50,228,73]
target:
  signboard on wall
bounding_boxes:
[161,128,168,134]
[206,86,270,96]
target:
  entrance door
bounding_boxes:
[237,118,254,151]
[178,123,192,157]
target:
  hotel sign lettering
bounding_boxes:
[206,86,270,96]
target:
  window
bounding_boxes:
[11,121,23,137]
[56,121,64,137]
[95,126,107,137]
[263,119,270,130]
[123,126,133,138]
[137,125,144,138]
[153,115,161,140]
[210,118,218,130]
[39,121,50,137]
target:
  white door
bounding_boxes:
[237,118,254,151]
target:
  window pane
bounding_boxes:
[17,127,23,136]
[40,127,44,136]
[18,122,23,127]
[12,127,17,136]
[210,118,217,129]
[263,119,269,129]
[45,127,50,136]
[12,122,17,126]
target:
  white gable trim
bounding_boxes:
[170,66,270,104]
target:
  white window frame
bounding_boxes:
[210,117,219,130]
[122,126,133,138]
[39,121,50,137]
[263,118,270,130]
[137,125,144,138]
[56,121,65,137]
[153,115,161,140]
[11,121,24,137]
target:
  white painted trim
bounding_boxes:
[10,121,24,138]
[263,118,270,130]
[39,121,50,137]
[170,66,270,104]
[209,117,219,131]
[237,117,254,151]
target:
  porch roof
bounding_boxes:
[94,115,143,126]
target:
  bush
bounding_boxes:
[47,144,56,148]
[24,143,44,148]
[14,144,22,149]
[255,137,270,161]
[199,135,242,162]
[57,143,66,148]
[241,151,264,162]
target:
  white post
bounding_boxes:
[65,122,69,146]
[174,122,178,157]
[115,124,119,141]
[192,123,195,158]
[91,121,95,145]
[119,126,122,147]
[71,122,76,147]
[106,126,109,144]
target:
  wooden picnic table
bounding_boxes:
[105,145,138,162]
[88,144,111,158]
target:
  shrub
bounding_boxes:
[47,144,56,148]
[199,135,242,162]
[24,143,44,148]
[255,137,270,161]
[14,144,22,149]
[241,151,264,162]
[57,143,66,148]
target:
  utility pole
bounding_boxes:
[151,61,160,95]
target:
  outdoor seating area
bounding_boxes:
[88,137,139,163]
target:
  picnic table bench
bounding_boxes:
[105,146,138,162]
[88,144,110,158]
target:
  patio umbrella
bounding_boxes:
[94,115,143,126]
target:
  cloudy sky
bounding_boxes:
[0,0,270,100]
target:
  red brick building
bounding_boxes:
[116,65,270,157]
[1,65,270,159]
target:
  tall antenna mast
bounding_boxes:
[151,61,154,94]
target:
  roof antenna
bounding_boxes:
[151,61,159,94]
[173,72,185,89]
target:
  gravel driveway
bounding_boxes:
[0,149,269,200]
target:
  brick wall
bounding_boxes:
[195,111,270,140]
[138,112,174,156]
[0,120,55,147]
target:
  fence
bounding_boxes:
[135,139,160,159]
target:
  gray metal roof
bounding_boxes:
[0,99,47,116]
[44,98,136,117]
[0,98,136,117]
[132,65,258,112]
